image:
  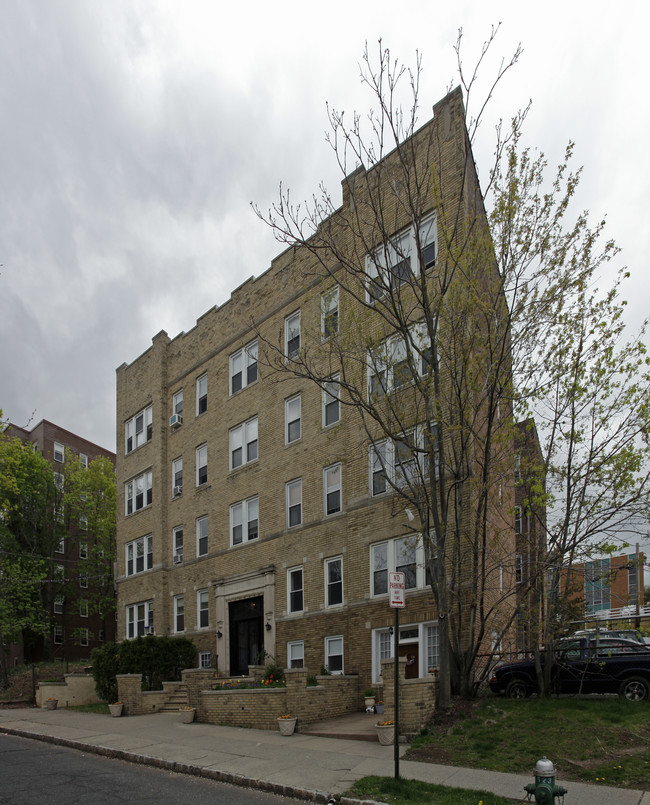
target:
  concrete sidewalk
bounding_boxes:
[0,707,648,804]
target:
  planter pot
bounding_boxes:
[277,717,297,736]
[376,723,395,745]
[364,697,376,709]
[108,703,123,718]
[375,703,384,714]
[179,707,195,724]
[45,699,58,711]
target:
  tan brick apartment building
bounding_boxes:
[115,87,521,689]
[4,419,117,665]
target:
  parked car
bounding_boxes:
[489,637,650,701]
[572,628,645,644]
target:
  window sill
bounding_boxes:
[229,378,259,398]
[124,504,153,518]
[125,440,152,458]
[228,458,259,476]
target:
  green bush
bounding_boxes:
[91,636,197,702]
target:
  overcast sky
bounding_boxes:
[2,1,649,470]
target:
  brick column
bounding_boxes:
[380,656,406,723]
[116,674,143,716]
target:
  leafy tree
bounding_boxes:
[254,36,650,703]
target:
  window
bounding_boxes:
[196,516,208,557]
[325,635,344,674]
[286,479,302,527]
[324,463,342,515]
[323,375,340,427]
[80,600,89,618]
[125,470,152,515]
[288,567,303,614]
[371,441,388,495]
[230,340,258,394]
[79,453,88,469]
[394,435,417,488]
[196,374,208,415]
[325,556,343,607]
[230,417,258,469]
[125,405,153,454]
[367,325,431,397]
[99,630,105,642]
[196,443,208,486]
[515,554,523,584]
[369,426,435,496]
[55,536,65,554]
[199,651,212,669]
[54,596,64,614]
[288,641,304,669]
[371,536,424,597]
[515,506,523,535]
[285,395,301,444]
[173,526,184,563]
[514,454,521,483]
[55,563,65,581]
[366,213,436,302]
[173,389,183,417]
[79,542,88,559]
[126,534,153,576]
[54,472,65,491]
[285,311,301,359]
[126,601,153,638]
[197,589,209,629]
[321,287,339,339]
[426,623,440,669]
[53,625,63,644]
[79,628,89,646]
[174,596,185,633]
[172,457,183,495]
[230,496,259,545]
[79,573,88,589]
[54,442,65,462]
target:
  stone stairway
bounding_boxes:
[160,682,190,711]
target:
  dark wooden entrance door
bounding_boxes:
[229,596,263,676]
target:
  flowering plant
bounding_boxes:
[377,720,394,726]
[179,706,194,710]
[278,714,295,719]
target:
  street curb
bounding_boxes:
[1,726,388,804]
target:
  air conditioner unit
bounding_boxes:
[173,485,183,497]
[170,413,183,429]
[173,553,183,564]
[144,626,154,635]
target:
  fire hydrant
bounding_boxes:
[524,757,567,803]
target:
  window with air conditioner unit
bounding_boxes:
[173,525,183,564]
[170,389,183,427]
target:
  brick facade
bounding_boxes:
[115,86,519,699]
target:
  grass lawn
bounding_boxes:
[347,775,516,804]
[404,696,650,790]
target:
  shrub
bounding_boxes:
[91,636,197,702]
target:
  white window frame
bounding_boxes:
[126,600,153,638]
[230,496,259,546]
[80,599,89,618]
[173,525,184,563]
[54,441,65,462]
[516,554,523,584]
[126,534,153,576]
[124,470,153,515]
[173,389,183,417]
[371,620,439,683]
[370,535,426,597]
[287,566,304,614]
[125,405,153,454]
[172,457,183,495]
[285,311,301,359]
[325,635,344,674]
[515,506,523,535]
[322,375,341,427]
[367,323,431,398]
[324,463,342,516]
[197,589,209,629]
[325,556,343,608]
[369,424,437,496]
[285,395,301,444]
[79,573,88,589]
[366,213,436,302]
[196,373,208,415]
[54,595,64,614]
[321,286,339,339]
[229,417,258,470]
[53,625,63,644]
[196,515,208,557]
[79,542,88,559]
[79,453,88,469]
[288,640,305,669]
[286,479,302,528]
[230,340,258,395]
[196,443,208,486]
[79,627,89,646]
[174,595,185,633]
[199,651,212,669]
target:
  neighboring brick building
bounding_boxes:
[115,87,521,689]
[564,552,646,618]
[3,419,117,665]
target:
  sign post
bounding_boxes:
[388,571,405,779]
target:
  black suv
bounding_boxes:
[489,637,650,701]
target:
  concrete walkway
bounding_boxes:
[0,707,648,804]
